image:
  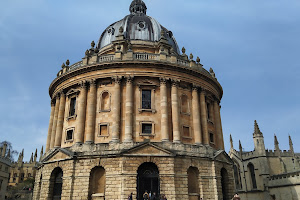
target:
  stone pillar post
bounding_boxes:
[85,79,97,143]
[46,101,55,152]
[54,92,66,148]
[75,81,87,144]
[111,77,121,142]
[160,78,169,142]
[124,76,133,143]
[171,80,181,143]
[200,89,209,144]
[50,96,60,149]
[192,86,202,144]
[214,101,224,149]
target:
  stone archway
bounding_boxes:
[49,167,63,200]
[221,168,229,200]
[137,162,159,200]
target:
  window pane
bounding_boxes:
[69,97,76,116]
[66,130,73,141]
[142,124,152,134]
[142,90,151,109]
[100,125,108,135]
[183,127,190,137]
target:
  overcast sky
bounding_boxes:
[0,0,299,161]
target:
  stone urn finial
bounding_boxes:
[66,59,70,66]
[182,47,186,54]
[196,56,200,64]
[189,53,194,60]
[61,63,65,69]
[91,41,95,48]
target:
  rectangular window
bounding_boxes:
[99,124,109,136]
[142,123,152,134]
[66,129,74,141]
[207,103,211,120]
[69,97,76,116]
[210,133,214,143]
[142,90,151,109]
[183,126,190,137]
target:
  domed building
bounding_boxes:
[33,1,234,200]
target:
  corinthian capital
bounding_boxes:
[125,75,134,84]
[112,76,122,85]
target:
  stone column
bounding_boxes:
[85,79,97,143]
[192,86,202,144]
[45,101,55,152]
[171,80,181,143]
[54,92,66,147]
[75,81,88,144]
[50,96,60,149]
[214,101,224,149]
[111,77,121,142]
[124,76,133,143]
[200,89,209,144]
[160,78,169,142]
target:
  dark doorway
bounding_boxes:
[221,168,229,200]
[50,168,63,200]
[137,162,159,200]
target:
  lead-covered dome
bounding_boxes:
[97,0,180,54]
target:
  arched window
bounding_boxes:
[248,163,257,189]
[187,167,200,198]
[221,168,229,200]
[233,164,242,190]
[49,167,63,200]
[100,91,110,111]
[89,167,106,199]
[181,94,189,114]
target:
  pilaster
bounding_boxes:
[111,76,122,143]
[124,76,134,143]
[50,96,60,149]
[85,79,97,143]
[200,89,209,144]
[46,101,55,152]
[55,91,66,147]
[160,77,169,142]
[192,86,202,144]
[75,81,87,144]
[171,79,181,143]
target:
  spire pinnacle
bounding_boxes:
[253,120,263,136]
[30,153,33,163]
[230,134,233,149]
[274,134,280,150]
[289,135,294,153]
[130,0,147,15]
[239,140,243,151]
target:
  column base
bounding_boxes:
[123,139,133,143]
[173,140,181,143]
[85,141,94,145]
[194,142,202,146]
[162,139,170,142]
[110,139,120,143]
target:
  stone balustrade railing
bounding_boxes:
[58,52,214,79]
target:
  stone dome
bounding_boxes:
[97,0,180,54]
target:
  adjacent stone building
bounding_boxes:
[0,143,12,200]
[33,1,235,199]
[229,121,300,200]
[8,147,43,187]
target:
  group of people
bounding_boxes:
[127,192,240,200]
[127,191,167,200]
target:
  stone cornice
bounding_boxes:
[49,61,223,99]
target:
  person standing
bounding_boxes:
[143,190,149,200]
[128,192,133,200]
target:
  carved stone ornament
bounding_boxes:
[85,49,89,56]
[80,80,87,88]
[91,41,95,48]
[66,89,80,97]
[125,75,134,84]
[89,79,97,87]
[189,53,194,60]
[171,79,180,87]
[61,63,66,69]
[182,47,186,54]
[159,77,168,85]
[119,26,124,34]
[196,57,200,64]
[209,67,216,78]
[66,59,70,66]
[112,76,122,84]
